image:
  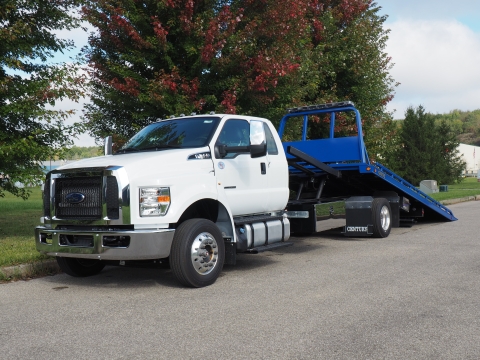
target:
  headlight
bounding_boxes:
[139,187,170,216]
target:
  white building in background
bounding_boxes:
[458,143,480,176]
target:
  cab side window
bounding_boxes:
[264,123,279,155]
[217,120,250,146]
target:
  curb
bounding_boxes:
[0,260,61,282]
[440,195,480,205]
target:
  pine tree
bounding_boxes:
[434,120,465,184]
[396,106,436,185]
[395,106,465,186]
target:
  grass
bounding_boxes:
[430,177,480,201]
[0,187,50,269]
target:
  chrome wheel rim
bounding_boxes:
[190,232,219,275]
[380,205,391,231]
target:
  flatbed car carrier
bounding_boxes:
[279,101,456,237]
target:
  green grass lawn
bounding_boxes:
[0,187,49,268]
[430,177,480,201]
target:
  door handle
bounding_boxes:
[261,162,266,175]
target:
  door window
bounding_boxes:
[216,120,250,158]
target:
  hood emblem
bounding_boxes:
[65,192,86,204]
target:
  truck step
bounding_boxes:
[246,241,293,254]
[234,214,284,225]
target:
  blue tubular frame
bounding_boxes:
[278,103,369,165]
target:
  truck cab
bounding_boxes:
[35,114,291,287]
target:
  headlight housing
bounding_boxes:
[139,187,170,216]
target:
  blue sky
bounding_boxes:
[56,1,480,145]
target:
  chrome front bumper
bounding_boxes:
[35,227,175,260]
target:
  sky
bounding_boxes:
[376,0,480,119]
[55,0,480,146]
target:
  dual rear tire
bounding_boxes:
[372,198,392,238]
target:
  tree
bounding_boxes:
[434,120,465,184]
[393,106,464,186]
[296,1,397,159]
[63,145,102,159]
[80,0,396,151]
[0,0,85,198]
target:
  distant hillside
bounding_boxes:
[432,109,480,146]
[63,146,102,160]
[396,108,480,146]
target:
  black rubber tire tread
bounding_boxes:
[170,218,225,288]
[372,198,392,238]
[56,257,106,277]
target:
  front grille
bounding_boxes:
[55,177,103,219]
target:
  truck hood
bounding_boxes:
[57,147,213,178]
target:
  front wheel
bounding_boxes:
[170,219,225,288]
[372,198,392,238]
[56,257,106,277]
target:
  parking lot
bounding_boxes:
[1,200,479,359]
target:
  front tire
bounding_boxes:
[56,257,106,277]
[170,219,225,288]
[372,198,392,238]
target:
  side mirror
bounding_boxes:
[250,142,266,158]
[216,144,227,158]
[104,135,113,156]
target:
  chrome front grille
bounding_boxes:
[55,177,103,219]
[42,166,128,224]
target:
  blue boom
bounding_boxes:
[278,101,457,225]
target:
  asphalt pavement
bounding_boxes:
[1,200,479,359]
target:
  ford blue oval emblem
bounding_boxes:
[65,192,86,204]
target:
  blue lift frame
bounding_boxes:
[278,102,457,221]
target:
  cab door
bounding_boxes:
[213,119,269,216]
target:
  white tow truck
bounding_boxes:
[35,102,456,287]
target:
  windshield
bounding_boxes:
[117,117,221,153]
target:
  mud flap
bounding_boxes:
[343,196,374,237]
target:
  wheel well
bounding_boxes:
[174,199,232,238]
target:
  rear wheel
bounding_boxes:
[56,257,106,277]
[170,218,225,288]
[372,198,392,238]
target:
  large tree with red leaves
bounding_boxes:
[81,0,395,155]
